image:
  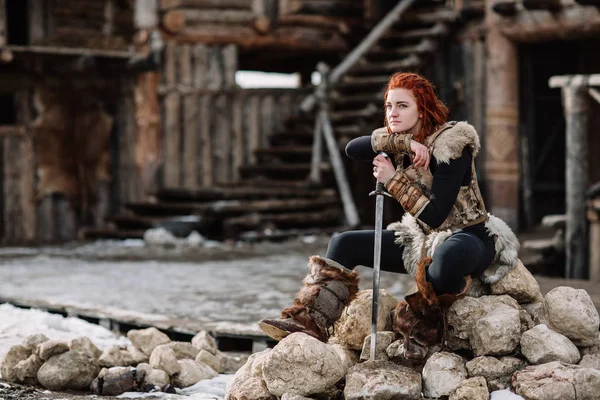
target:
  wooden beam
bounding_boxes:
[135,0,158,29]
[589,88,600,104]
[160,0,252,10]
[162,25,347,51]
[162,9,257,33]
[498,6,600,42]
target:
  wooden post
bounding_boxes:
[163,41,181,187]
[549,74,600,279]
[134,71,162,198]
[316,64,359,227]
[589,200,600,282]
[135,0,158,29]
[0,0,7,46]
[562,85,588,280]
[484,0,520,230]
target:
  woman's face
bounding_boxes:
[385,88,421,135]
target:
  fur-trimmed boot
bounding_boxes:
[259,255,360,342]
[393,257,471,359]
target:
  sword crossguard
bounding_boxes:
[369,182,392,198]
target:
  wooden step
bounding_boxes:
[268,129,315,146]
[384,22,448,40]
[239,162,331,180]
[79,227,146,240]
[329,103,380,122]
[223,208,342,236]
[399,8,458,25]
[350,54,421,75]
[126,196,338,218]
[368,38,437,57]
[155,186,332,202]
[331,91,381,107]
[337,74,392,89]
[255,146,313,160]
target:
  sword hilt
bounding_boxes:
[369,152,393,198]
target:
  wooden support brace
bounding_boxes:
[589,88,600,104]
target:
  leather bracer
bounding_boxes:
[371,130,412,155]
[385,170,429,217]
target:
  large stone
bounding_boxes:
[580,332,600,357]
[38,341,69,361]
[166,342,200,360]
[37,351,100,391]
[359,331,396,362]
[263,333,346,397]
[522,301,549,326]
[344,360,421,400]
[422,352,467,398]
[98,345,136,367]
[192,331,218,355]
[128,345,149,364]
[136,363,170,392]
[90,366,138,396]
[69,337,102,360]
[15,354,44,384]
[513,361,600,400]
[149,344,180,376]
[466,356,526,391]
[471,305,521,356]
[23,334,49,351]
[545,287,600,347]
[449,376,489,400]
[172,359,218,388]
[1,345,31,382]
[127,327,171,356]
[490,259,542,303]
[225,349,272,400]
[196,349,221,373]
[334,289,398,350]
[521,324,580,365]
[330,342,359,371]
[579,354,600,370]
[227,377,276,400]
[447,298,483,351]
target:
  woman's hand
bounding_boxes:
[410,140,430,169]
[373,153,395,184]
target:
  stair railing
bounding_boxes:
[306,0,419,228]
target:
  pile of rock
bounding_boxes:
[226,261,600,400]
[0,327,246,396]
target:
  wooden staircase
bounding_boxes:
[82,1,463,243]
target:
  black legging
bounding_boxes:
[326,229,495,295]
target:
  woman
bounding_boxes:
[259,72,519,358]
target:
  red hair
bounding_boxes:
[384,72,449,143]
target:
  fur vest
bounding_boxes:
[386,121,520,285]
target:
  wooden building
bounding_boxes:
[1,0,599,279]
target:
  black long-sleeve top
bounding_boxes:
[345,135,481,233]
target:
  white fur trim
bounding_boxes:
[387,213,519,286]
[429,121,480,164]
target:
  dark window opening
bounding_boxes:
[0,94,16,124]
[6,0,29,45]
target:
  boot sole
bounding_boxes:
[258,321,291,341]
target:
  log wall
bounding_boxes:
[159,41,308,188]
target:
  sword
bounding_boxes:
[369,152,392,361]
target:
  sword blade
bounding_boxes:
[370,182,385,361]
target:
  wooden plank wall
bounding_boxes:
[159,41,308,188]
[0,95,36,244]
